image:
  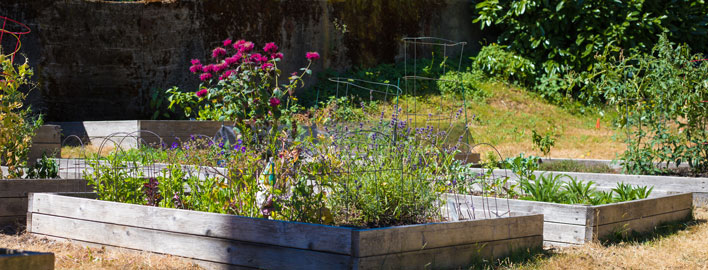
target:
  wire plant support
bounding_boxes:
[0,16,31,63]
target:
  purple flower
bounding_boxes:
[171,142,179,150]
[269,97,281,107]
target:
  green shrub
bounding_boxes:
[474,0,708,105]
[600,35,708,174]
[472,44,536,86]
[437,70,489,102]
[0,55,41,179]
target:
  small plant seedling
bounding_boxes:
[531,129,556,157]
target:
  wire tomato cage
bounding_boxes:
[0,16,31,63]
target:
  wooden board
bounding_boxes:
[0,198,27,217]
[29,193,353,255]
[30,214,350,270]
[353,214,543,257]
[0,179,92,197]
[447,194,589,225]
[354,235,542,270]
[595,209,693,240]
[591,193,692,225]
[32,125,61,144]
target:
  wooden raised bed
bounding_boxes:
[28,125,62,165]
[51,120,225,148]
[0,179,92,230]
[0,248,54,270]
[27,193,543,269]
[446,193,693,246]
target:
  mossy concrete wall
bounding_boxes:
[0,0,480,121]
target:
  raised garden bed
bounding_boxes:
[446,193,693,246]
[27,193,543,269]
[0,248,54,270]
[50,120,225,148]
[0,179,92,232]
[469,167,708,206]
[28,125,61,165]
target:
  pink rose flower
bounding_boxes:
[189,64,203,73]
[212,47,227,59]
[306,52,320,61]
[202,64,215,73]
[261,62,274,71]
[263,42,278,53]
[199,73,212,81]
[269,97,281,107]
[271,52,283,60]
[190,59,201,65]
[240,42,255,53]
[196,89,208,98]
[223,39,233,47]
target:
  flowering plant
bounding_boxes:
[167,39,319,142]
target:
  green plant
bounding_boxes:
[474,0,708,105]
[0,55,41,179]
[504,153,539,183]
[25,155,58,179]
[612,182,653,202]
[437,70,489,102]
[472,44,536,86]
[601,36,708,175]
[531,129,556,157]
[519,172,565,203]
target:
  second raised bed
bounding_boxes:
[446,193,693,246]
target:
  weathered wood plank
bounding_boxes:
[354,235,542,270]
[32,125,61,144]
[595,209,693,240]
[447,194,589,225]
[0,180,92,197]
[0,198,27,217]
[29,193,353,255]
[30,214,351,270]
[591,193,693,226]
[0,248,54,270]
[353,214,543,257]
[542,222,588,245]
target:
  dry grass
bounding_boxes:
[0,233,201,270]
[500,207,708,270]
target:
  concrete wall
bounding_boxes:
[0,0,481,121]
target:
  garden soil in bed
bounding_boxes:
[27,193,543,270]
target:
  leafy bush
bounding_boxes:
[472,44,536,86]
[531,129,556,157]
[0,55,41,179]
[600,36,708,175]
[474,0,708,105]
[437,70,489,102]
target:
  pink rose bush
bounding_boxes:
[167,39,319,139]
